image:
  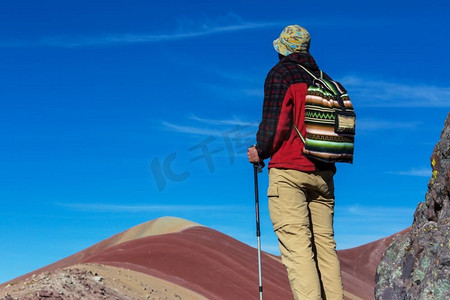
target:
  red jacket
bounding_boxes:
[256,52,335,172]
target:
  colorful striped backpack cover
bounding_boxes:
[293,65,356,163]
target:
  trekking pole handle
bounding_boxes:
[250,145,265,173]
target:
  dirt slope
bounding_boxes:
[1,217,408,299]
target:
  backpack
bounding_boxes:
[293,65,356,164]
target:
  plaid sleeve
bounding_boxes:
[256,68,289,159]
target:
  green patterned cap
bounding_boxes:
[273,25,311,55]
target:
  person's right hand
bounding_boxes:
[247,146,261,164]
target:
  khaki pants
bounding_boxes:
[268,168,343,300]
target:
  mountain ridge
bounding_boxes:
[1,216,408,299]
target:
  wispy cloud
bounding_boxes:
[162,121,223,136]
[357,118,422,131]
[189,114,258,127]
[341,205,416,218]
[340,75,450,107]
[336,204,416,226]
[335,204,415,249]
[386,168,431,177]
[1,14,281,48]
[162,115,257,137]
[57,202,245,213]
[43,23,276,47]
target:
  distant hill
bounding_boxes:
[1,216,406,299]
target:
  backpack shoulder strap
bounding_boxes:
[293,124,306,145]
[298,64,347,111]
[299,64,336,93]
[297,64,318,79]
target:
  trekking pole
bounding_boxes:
[253,161,264,300]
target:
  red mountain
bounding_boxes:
[0,217,407,300]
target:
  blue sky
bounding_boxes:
[1,0,449,283]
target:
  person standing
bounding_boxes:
[247,25,344,300]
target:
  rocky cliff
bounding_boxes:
[375,113,450,299]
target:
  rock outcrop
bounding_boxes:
[375,113,450,299]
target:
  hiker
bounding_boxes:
[247,25,344,300]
